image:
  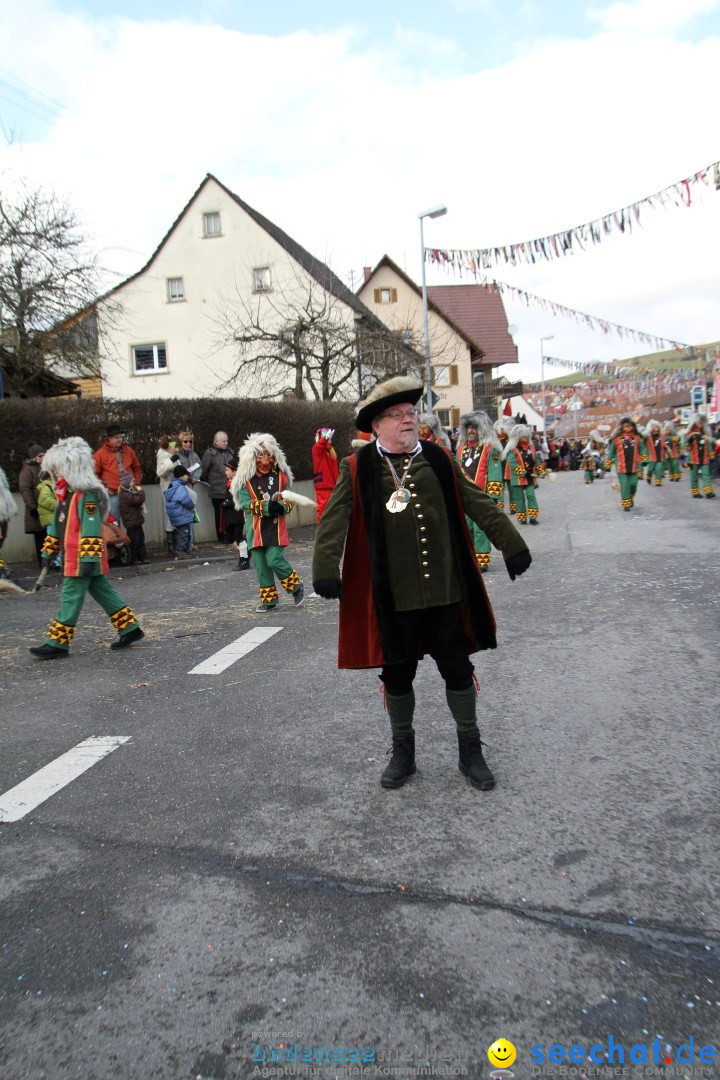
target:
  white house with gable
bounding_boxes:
[94,175,394,400]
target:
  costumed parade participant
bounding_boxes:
[504,425,539,524]
[663,421,682,481]
[580,429,605,484]
[682,414,717,499]
[643,420,666,486]
[606,417,644,511]
[494,417,513,512]
[311,427,339,522]
[232,433,305,611]
[312,377,532,793]
[418,414,452,450]
[29,437,144,659]
[0,466,18,580]
[456,411,502,571]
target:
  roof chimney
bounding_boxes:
[363,266,372,282]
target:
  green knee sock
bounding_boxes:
[445,685,478,733]
[385,690,415,736]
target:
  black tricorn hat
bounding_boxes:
[104,424,126,438]
[355,376,424,434]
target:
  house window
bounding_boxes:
[167,277,184,301]
[203,212,221,237]
[433,364,458,386]
[132,343,167,375]
[253,267,272,292]
[374,287,397,304]
[436,409,451,427]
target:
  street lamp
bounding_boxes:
[419,204,447,415]
[540,335,554,436]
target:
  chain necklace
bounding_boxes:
[384,446,421,514]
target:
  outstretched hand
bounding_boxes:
[505,550,532,581]
[312,579,344,600]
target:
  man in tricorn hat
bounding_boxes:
[93,424,141,524]
[312,377,532,792]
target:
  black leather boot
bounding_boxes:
[457,728,495,791]
[380,731,416,789]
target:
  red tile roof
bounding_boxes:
[427,284,518,367]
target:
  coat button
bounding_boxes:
[417,513,423,519]
[423,573,430,579]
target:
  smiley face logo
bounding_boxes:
[487,1039,516,1069]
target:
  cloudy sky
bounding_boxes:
[2,0,719,383]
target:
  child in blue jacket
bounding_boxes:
[164,465,197,559]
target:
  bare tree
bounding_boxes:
[0,180,107,395]
[213,260,422,401]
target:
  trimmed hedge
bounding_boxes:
[0,397,355,488]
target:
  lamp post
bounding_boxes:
[540,335,554,435]
[419,204,447,415]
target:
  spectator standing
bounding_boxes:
[164,464,197,559]
[37,470,61,570]
[156,435,179,555]
[18,443,45,567]
[222,456,250,571]
[0,465,18,579]
[201,431,235,542]
[177,432,202,551]
[176,432,202,477]
[119,478,149,564]
[93,425,141,524]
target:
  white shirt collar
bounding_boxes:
[376,439,422,457]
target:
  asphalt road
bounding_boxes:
[1,472,719,1080]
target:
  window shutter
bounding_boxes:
[374,288,381,303]
[391,288,398,303]
[451,408,461,428]
[450,365,459,385]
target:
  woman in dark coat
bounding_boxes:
[18,443,45,566]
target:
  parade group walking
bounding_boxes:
[3,386,717,795]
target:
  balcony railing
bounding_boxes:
[472,377,523,410]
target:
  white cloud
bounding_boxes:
[587,0,720,33]
[1,0,719,384]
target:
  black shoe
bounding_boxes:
[706,492,716,499]
[255,603,278,612]
[380,731,416,789]
[693,493,703,499]
[529,518,538,525]
[457,729,495,791]
[30,643,69,659]
[110,627,145,650]
[293,582,305,606]
[232,557,251,571]
[646,476,651,484]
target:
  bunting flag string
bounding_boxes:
[471,276,689,351]
[425,159,720,269]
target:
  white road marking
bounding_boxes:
[188,626,283,675]
[0,736,132,823]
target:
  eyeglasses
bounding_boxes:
[379,408,418,422]
[181,439,192,444]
